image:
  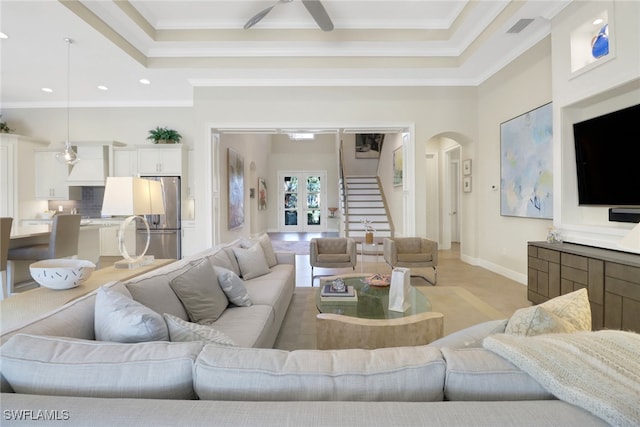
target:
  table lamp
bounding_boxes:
[102,177,165,269]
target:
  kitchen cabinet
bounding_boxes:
[100,222,136,257]
[113,148,138,177]
[34,150,81,200]
[187,149,195,199]
[0,134,48,221]
[137,146,184,175]
[181,220,198,258]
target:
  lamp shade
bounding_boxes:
[102,177,165,216]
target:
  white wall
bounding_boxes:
[475,37,553,283]
[268,133,340,232]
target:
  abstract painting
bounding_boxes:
[393,147,403,186]
[500,102,553,219]
[258,177,267,210]
[228,148,244,229]
[355,133,385,158]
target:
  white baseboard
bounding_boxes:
[460,254,527,286]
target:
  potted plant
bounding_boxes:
[0,115,14,133]
[147,126,182,144]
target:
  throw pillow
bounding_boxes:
[241,234,278,268]
[169,258,229,324]
[214,266,252,307]
[505,306,578,336]
[505,288,591,336]
[163,313,237,346]
[232,243,271,280]
[94,286,169,343]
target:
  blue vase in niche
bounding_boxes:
[591,24,609,59]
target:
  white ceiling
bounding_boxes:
[0,0,570,108]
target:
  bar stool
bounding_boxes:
[6,214,81,296]
[0,217,13,300]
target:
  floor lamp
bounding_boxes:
[102,177,165,269]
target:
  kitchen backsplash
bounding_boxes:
[48,187,105,218]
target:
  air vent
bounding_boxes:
[507,18,534,34]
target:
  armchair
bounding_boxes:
[309,238,357,285]
[383,237,438,285]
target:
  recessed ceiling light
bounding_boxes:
[41,87,53,93]
[0,32,8,39]
[139,78,151,85]
[593,18,604,25]
[97,85,108,91]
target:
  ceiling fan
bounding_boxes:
[244,0,334,31]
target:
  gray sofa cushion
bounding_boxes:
[126,275,189,321]
[169,258,229,324]
[429,319,508,349]
[209,305,275,348]
[442,347,553,401]
[194,345,445,401]
[214,266,251,307]
[0,334,202,399]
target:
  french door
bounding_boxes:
[279,171,327,232]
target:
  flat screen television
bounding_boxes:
[573,103,640,207]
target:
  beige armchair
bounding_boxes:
[309,237,357,286]
[383,237,438,285]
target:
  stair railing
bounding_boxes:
[376,175,395,238]
[338,141,349,237]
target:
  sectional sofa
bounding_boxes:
[1,236,637,426]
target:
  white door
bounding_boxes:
[279,171,327,232]
[449,161,460,242]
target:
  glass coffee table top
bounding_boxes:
[316,274,431,320]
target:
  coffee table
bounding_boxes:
[315,274,444,349]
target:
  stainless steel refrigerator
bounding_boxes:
[136,176,181,260]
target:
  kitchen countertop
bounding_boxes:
[22,217,128,226]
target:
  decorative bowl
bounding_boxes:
[29,259,96,290]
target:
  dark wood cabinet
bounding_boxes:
[528,242,640,333]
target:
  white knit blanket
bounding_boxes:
[483,330,640,427]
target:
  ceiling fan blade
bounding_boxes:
[244,1,281,29]
[301,0,334,31]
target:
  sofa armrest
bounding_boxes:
[421,239,438,265]
[275,251,295,265]
[383,238,397,265]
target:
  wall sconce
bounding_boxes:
[328,207,338,218]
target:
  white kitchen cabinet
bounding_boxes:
[113,148,138,177]
[187,149,195,199]
[34,150,81,200]
[137,146,183,175]
[99,222,136,257]
[78,225,100,264]
[181,220,198,258]
[1,134,48,222]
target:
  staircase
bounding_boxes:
[341,176,393,240]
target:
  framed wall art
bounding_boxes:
[463,176,472,193]
[355,133,385,158]
[393,147,403,186]
[258,177,267,210]
[500,102,553,219]
[463,159,472,175]
[228,148,245,229]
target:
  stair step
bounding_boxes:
[347,189,381,195]
[347,201,384,208]
[348,230,392,238]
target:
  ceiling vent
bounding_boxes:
[507,18,534,34]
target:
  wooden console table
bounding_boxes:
[0,259,175,333]
[528,241,640,333]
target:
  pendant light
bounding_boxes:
[56,37,79,165]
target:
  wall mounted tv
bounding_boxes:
[573,103,640,207]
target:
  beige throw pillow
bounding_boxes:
[94,286,169,343]
[506,288,591,336]
[232,244,271,280]
[169,258,229,324]
[163,313,237,346]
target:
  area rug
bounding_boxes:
[270,240,310,255]
[273,285,506,350]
